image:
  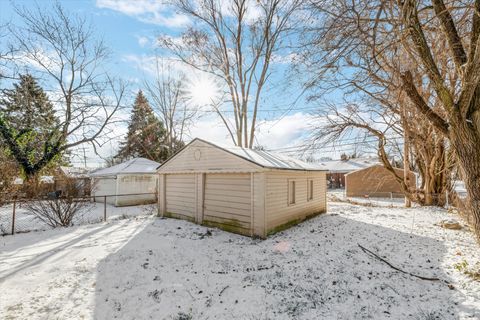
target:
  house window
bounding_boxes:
[288,180,296,205]
[307,179,314,201]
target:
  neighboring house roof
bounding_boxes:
[159,138,327,171]
[90,158,161,177]
[318,157,379,173]
[59,166,91,178]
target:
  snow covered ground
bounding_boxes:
[328,189,411,207]
[0,201,156,235]
[0,202,479,319]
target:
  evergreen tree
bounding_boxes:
[1,74,58,130]
[116,91,168,162]
[0,74,66,178]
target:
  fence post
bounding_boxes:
[11,198,16,235]
[103,196,107,222]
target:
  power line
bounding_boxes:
[266,135,405,152]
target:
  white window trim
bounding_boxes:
[288,179,296,206]
[307,179,314,201]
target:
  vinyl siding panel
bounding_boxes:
[116,174,157,206]
[203,173,252,236]
[165,174,196,219]
[92,177,117,205]
[157,140,261,173]
[157,140,327,238]
[265,171,326,234]
[252,172,266,238]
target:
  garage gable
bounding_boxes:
[157,139,262,173]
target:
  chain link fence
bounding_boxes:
[0,193,158,236]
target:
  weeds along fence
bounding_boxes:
[0,192,158,236]
[329,190,468,208]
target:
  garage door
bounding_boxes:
[166,174,196,220]
[204,174,252,234]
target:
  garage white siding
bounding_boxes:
[203,174,252,235]
[116,174,157,206]
[157,138,327,238]
[165,174,196,221]
[92,177,117,205]
[90,158,160,207]
[265,171,327,235]
[158,139,260,173]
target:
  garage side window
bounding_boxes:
[288,180,296,205]
[307,179,313,201]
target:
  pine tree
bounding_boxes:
[1,74,58,131]
[0,74,66,179]
[116,91,168,162]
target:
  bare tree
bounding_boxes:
[1,3,126,180]
[24,178,93,228]
[161,0,301,148]
[144,57,195,156]
[314,102,421,203]
[302,0,480,238]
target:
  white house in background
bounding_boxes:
[13,176,54,185]
[90,158,160,207]
[157,138,327,238]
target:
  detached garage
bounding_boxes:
[90,157,160,206]
[345,164,416,198]
[157,138,327,238]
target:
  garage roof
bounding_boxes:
[90,158,160,177]
[219,142,325,171]
[318,157,379,173]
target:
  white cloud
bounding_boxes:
[96,0,189,28]
[122,54,191,76]
[75,111,317,167]
[137,36,150,47]
[188,112,313,150]
[122,54,158,76]
[255,113,313,149]
[187,115,234,145]
[14,50,61,74]
[271,52,300,64]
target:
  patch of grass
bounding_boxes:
[202,218,249,236]
[328,193,397,208]
[163,212,195,223]
[414,309,445,320]
[453,260,480,281]
[174,312,192,320]
[267,211,325,236]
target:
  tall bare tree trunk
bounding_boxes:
[402,105,412,207]
[451,123,480,237]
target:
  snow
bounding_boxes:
[0,201,156,235]
[318,157,379,173]
[89,158,160,177]
[1,202,479,319]
[328,189,411,207]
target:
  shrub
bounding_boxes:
[24,197,92,228]
[24,179,92,228]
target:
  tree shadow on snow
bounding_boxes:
[93,214,479,320]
